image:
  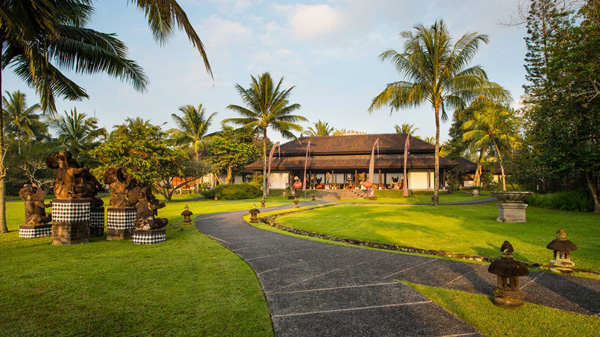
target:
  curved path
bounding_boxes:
[196,202,600,337]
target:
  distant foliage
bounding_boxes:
[202,183,262,200]
[527,191,594,212]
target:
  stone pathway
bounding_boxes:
[195,202,600,337]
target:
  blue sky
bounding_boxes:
[4,0,528,143]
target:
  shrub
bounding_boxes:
[527,191,594,212]
[202,183,262,200]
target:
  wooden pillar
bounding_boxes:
[427,169,431,189]
[355,170,358,188]
[378,169,382,187]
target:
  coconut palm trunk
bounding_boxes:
[433,105,441,205]
[0,47,7,233]
[491,138,507,191]
[263,129,268,198]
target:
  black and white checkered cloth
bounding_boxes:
[19,226,52,238]
[132,231,166,245]
[52,200,90,223]
[107,209,136,230]
[90,208,105,228]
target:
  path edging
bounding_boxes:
[259,204,600,277]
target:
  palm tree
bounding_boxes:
[170,104,217,161]
[462,98,520,191]
[125,117,152,129]
[50,108,107,156]
[303,120,334,137]
[369,20,510,205]
[0,0,210,233]
[2,91,45,155]
[224,72,306,198]
[332,128,348,136]
[422,136,435,145]
[394,123,419,136]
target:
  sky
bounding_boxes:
[4,0,529,143]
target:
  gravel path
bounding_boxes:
[195,202,600,336]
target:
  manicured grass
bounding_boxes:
[0,198,281,336]
[341,191,490,204]
[274,203,600,272]
[407,282,600,337]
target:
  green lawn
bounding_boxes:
[340,191,490,204]
[0,197,287,336]
[407,282,600,337]
[274,203,600,272]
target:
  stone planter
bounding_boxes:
[492,191,532,223]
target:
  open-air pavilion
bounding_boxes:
[246,134,458,191]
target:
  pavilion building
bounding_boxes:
[245,134,458,191]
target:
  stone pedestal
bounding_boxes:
[496,203,528,223]
[51,199,91,245]
[106,207,136,241]
[132,229,166,245]
[90,206,105,237]
[19,224,52,238]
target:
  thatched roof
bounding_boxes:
[278,134,436,156]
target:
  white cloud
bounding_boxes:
[273,4,344,40]
[198,16,253,49]
[206,0,261,13]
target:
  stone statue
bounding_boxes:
[104,168,141,207]
[19,185,52,226]
[135,187,168,230]
[46,150,104,204]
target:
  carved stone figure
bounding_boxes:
[135,188,168,230]
[46,150,104,203]
[104,168,141,207]
[19,185,52,226]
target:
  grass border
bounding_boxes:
[259,204,600,278]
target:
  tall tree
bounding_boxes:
[2,90,45,155]
[0,0,147,233]
[369,20,510,205]
[207,126,260,184]
[90,121,195,201]
[303,120,334,137]
[224,72,305,198]
[170,104,217,161]
[50,108,107,157]
[520,0,600,212]
[462,98,520,191]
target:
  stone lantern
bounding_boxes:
[472,189,480,197]
[181,205,193,226]
[260,198,266,208]
[311,195,316,201]
[547,228,578,274]
[488,241,530,309]
[249,206,260,223]
[293,197,299,208]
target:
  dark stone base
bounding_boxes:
[52,222,90,245]
[493,296,524,309]
[496,202,528,223]
[19,224,52,238]
[132,229,166,245]
[90,207,105,237]
[106,228,133,241]
[106,207,135,241]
